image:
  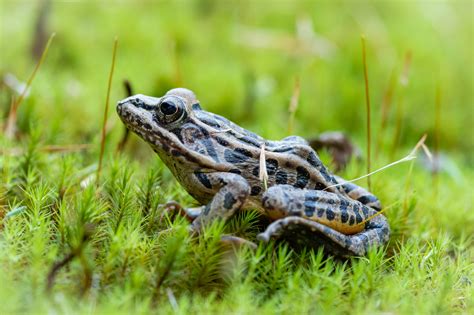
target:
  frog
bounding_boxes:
[116,88,390,257]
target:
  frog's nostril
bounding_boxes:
[130,98,143,107]
[118,97,135,107]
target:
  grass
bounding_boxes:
[360,35,372,190]
[1,1,473,314]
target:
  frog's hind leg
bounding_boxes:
[257,215,389,257]
[261,185,376,235]
[191,172,250,230]
[259,185,390,256]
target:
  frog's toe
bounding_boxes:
[220,235,258,250]
[256,232,270,243]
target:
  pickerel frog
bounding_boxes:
[117,88,390,256]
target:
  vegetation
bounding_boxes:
[1,1,472,314]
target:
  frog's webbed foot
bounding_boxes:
[307,131,361,171]
[257,215,389,257]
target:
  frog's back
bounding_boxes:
[183,109,345,200]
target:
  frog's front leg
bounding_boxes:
[257,185,390,256]
[191,172,250,230]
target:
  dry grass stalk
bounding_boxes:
[433,84,441,189]
[324,134,428,192]
[391,51,412,157]
[361,35,372,190]
[4,33,55,139]
[401,134,430,218]
[287,76,300,134]
[375,68,397,158]
[343,135,429,224]
[97,37,118,185]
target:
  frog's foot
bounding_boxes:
[161,201,203,222]
[257,215,389,257]
[307,131,361,171]
[220,235,258,250]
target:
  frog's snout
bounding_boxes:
[117,95,147,109]
[117,98,128,107]
[116,98,127,116]
[116,95,152,127]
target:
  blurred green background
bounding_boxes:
[1,0,472,165]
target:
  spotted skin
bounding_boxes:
[257,215,389,256]
[334,175,382,210]
[116,88,390,257]
[260,185,379,234]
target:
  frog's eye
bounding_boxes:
[157,96,186,124]
[160,100,178,115]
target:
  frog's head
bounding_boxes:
[116,88,199,155]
